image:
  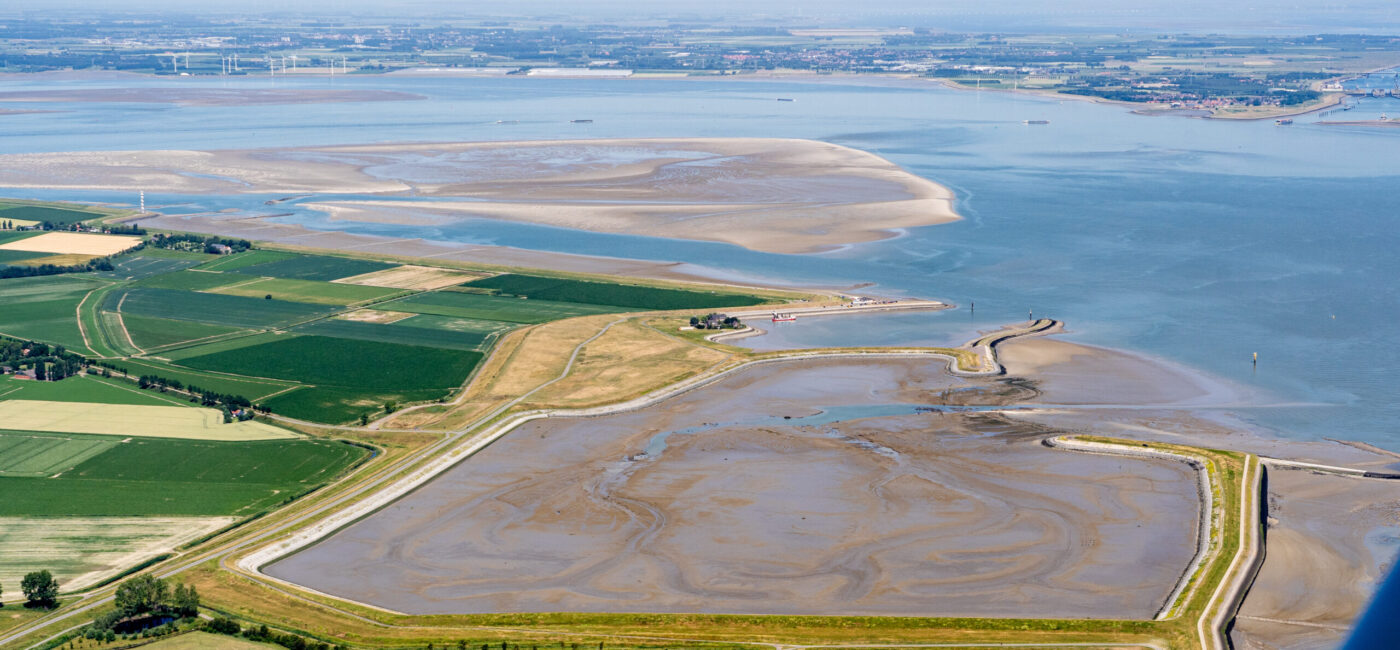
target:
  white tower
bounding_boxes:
[139,191,145,214]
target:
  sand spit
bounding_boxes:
[0,138,959,254]
[267,358,1198,618]
[0,87,423,107]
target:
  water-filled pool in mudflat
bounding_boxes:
[266,358,1199,616]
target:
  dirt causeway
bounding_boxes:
[268,358,1199,617]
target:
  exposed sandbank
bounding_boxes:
[267,358,1199,617]
[0,138,959,254]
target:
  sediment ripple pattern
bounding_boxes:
[267,360,1198,618]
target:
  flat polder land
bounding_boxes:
[0,209,781,604]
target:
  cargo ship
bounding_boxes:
[771,313,797,322]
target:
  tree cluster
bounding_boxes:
[147,232,252,254]
[689,313,742,330]
[82,575,199,639]
[0,338,87,381]
[103,224,146,236]
[18,570,59,608]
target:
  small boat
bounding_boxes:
[570,119,593,123]
[1276,118,1294,125]
[1023,119,1049,125]
[771,313,797,322]
[777,98,796,102]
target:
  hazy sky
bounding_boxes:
[4,0,1400,33]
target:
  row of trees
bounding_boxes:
[99,362,268,414]
[224,621,346,650]
[0,256,116,280]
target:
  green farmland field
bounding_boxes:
[179,335,482,391]
[0,431,116,477]
[0,249,46,266]
[465,273,767,310]
[0,437,369,516]
[0,203,102,226]
[121,314,243,351]
[102,358,298,402]
[385,291,627,323]
[132,269,246,291]
[261,386,447,423]
[119,288,337,328]
[159,331,293,361]
[194,249,298,272]
[0,231,41,246]
[0,374,191,407]
[208,276,404,305]
[226,254,394,282]
[97,251,209,281]
[0,275,104,349]
[294,317,503,351]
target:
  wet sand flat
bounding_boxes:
[1231,470,1400,650]
[0,138,958,254]
[267,359,1199,617]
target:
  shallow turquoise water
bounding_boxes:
[2,72,1398,447]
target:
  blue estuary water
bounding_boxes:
[1,72,1398,447]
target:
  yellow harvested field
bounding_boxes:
[0,400,298,441]
[14,253,98,266]
[332,264,486,290]
[0,516,237,593]
[525,319,731,408]
[1,218,39,227]
[335,308,416,324]
[0,231,141,256]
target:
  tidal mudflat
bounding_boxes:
[267,358,1198,617]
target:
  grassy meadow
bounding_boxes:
[0,435,368,516]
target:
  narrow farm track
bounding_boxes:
[112,291,144,355]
